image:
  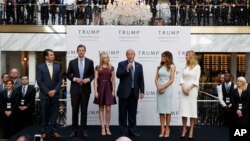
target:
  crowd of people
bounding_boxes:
[1,0,250,25]
[0,46,250,140]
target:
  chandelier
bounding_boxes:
[101,0,152,25]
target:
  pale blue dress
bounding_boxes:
[157,65,173,114]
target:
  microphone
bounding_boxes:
[129,61,133,70]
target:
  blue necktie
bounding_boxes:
[79,59,84,79]
[131,65,134,88]
[22,86,26,97]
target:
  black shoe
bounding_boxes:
[82,130,88,138]
[70,131,78,138]
[188,137,194,140]
[129,132,140,137]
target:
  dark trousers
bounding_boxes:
[17,108,34,131]
[119,90,138,136]
[2,112,16,139]
[71,88,90,131]
[223,108,233,127]
[41,98,59,134]
[66,10,74,25]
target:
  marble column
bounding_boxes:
[28,52,36,85]
[245,53,250,82]
[230,53,237,82]
[0,52,6,76]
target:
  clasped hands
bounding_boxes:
[74,78,90,84]
[182,85,192,96]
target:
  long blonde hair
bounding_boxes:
[237,76,247,91]
[99,52,112,70]
[186,50,198,69]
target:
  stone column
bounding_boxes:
[245,53,250,82]
[28,52,36,85]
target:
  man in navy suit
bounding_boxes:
[67,44,94,138]
[36,49,62,139]
[116,49,145,137]
[16,75,36,130]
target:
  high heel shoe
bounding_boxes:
[159,128,165,137]
[164,128,170,138]
[180,130,188,139]
[106,127,112,135]
[101,128,106,136]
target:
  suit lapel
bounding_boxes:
[75,58,80,78]
[83,59,88,78]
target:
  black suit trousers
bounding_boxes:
[41,98,59,133]
[71,86,90,131]
[119,89,138,136]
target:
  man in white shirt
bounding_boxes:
[217,73,235,127]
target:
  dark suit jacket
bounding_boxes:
[231,88,250,125]
[16,85,36,108]
[116,60,144,99]
[67,57,95,94]
[0,90,19,112]
[36,62,62,99]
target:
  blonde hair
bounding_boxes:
[99,52,112,70]
[186,50,198,69]
[237,76,247,91]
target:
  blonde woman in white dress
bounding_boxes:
[180,50,201,140]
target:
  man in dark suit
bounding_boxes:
[217,73,235,127]
[16,75,36,130]
[116,49,145,137]
[67,44,94,138]
[36,49,62,139]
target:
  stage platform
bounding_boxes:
[8,125,229,141]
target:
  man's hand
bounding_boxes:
[139,93,144,99]
[48,90,56,97]
[5,111,12,117]
[18,106,28,111]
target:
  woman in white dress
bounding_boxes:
[155,51,175,138]
[180,50,201,139]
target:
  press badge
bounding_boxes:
[7,103,11,109]
[21,99,25,105]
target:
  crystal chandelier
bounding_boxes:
[101,0,152,25]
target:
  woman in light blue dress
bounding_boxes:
[155,51,175,138]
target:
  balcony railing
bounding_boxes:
[0,2,250,26]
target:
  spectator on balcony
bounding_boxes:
[65,0,75,25]
[203,0,210,25]
[0,0,4,23]
[57,0,66,25]
[39,0,49,25]
[50,0,57,25]
[211,0,221,25]
[0,80,19,139]
[76,0,84,25]
[26,0,36,24]
[0,73,10,92]
[93,3,101,25]
[217,72,235,127]
[169,0,177,25]
[84,3,92,25]
[237,0,247,25]
[155,51,175,138]
[6,0,16,24]
[196,0,203,26]
[16,0,25,24]
[10,68,22,89]
[180,50,201,139]
[187,0,195,25]
[231,76,250,128]
[220,1,229,25]
[16,76,36,131]
[179,0,187,25]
